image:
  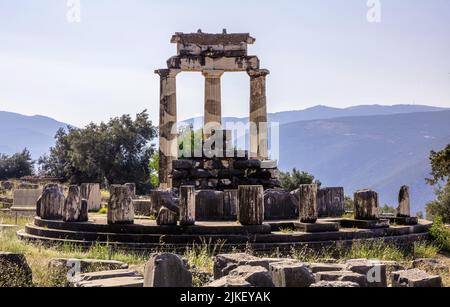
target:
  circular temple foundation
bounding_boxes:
[17,216,432,252]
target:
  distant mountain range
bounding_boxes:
[0,111,68,159]
[182,104,447,128]
[1,104,449,213]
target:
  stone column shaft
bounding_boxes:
[156,69,180,189]
[248,69,270,160]
[203,70,224,137]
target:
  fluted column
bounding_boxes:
[248,69,270,160]
[155,69,180,189]
[203,70,224,137]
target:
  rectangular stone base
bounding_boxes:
[294,222,340,233]
[389,217,419,226]
[340,219,390,229]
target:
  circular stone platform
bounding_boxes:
[17,216,433,252]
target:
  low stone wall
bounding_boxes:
[171,158,281,190]
[12,189,42,209]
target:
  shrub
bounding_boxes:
[429,217,450,252]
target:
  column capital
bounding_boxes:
[247,69,270,78]
[155,69,181,78]
[202,69,225,78]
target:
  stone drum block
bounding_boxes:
[63,185,88,222]
[238,185,264,226]
[299,184,318,223]
[397,185,411,218]
[107,185,134,225]
[179,186,196,226]
[354,189,379,220]
[317,187,344,218]
[38,184,65,220]
[143,253,192,287]
[81,183,102,212]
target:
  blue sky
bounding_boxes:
[0,0,449,127]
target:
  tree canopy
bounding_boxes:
[280,168,322,191]
[426,144,450,223]
[0,149,34,180]
[38,111,157,193]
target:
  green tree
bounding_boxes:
[427,144,450,186]
[39,111,157,193]
[0,149,34,180]
[149,152,159,188]
[426,184,450,224]
[425,144,450,223]
[280,168,321,191]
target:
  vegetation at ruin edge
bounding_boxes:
[0,216,449,287]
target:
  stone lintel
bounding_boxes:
[167,56,259,72]
[171,32,256,45]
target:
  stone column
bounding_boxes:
[354,189,379,220]
[156,69,180,189]
[299,184,318,223]
[238,185,264,225]
[107,185,134,225]
[203,70,224,137]
[248,69,270,160]
[179,186,196,226]
[397,186,411,218]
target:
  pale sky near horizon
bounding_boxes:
[0,0,449,127]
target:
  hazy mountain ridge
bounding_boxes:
[1,105,449,213]
[0,111,69,159]
[278,110,450,213]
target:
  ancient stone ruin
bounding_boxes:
[15,32,423,268]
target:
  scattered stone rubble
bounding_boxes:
[0,251,447,288]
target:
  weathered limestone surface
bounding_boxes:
[179,186,195,226]
[310,281,360,288]
[307,263,345,273]
[315,271,367,287]
[143,253,192,287]
[397,185,411,218]
[107,185,134,225]
[228,265,274,287]
[207,275,252,288]
[299,184,318,223]
[248,69,269,160]
[317,187,345,217]
[264,189,298,220]
[132,199,153,216]
[80,183,102,212]
[196,190,224,221]
[63,185,88,222]
[156,69,180,189]
[345,259,387,288]
[0,252,33,287]
[157,207,178,226]
[392,269,442,287]
[125,183,137,199]
[12,188,42,209]
[412,259,449,274]
[238,185,264,226]
[156,191,179,225]
[49,258,128,276]
[38,184,64,220]
[74,269,144,288]
[354,189,379,220]
[270,262,315,287]
[223,190,238,219]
